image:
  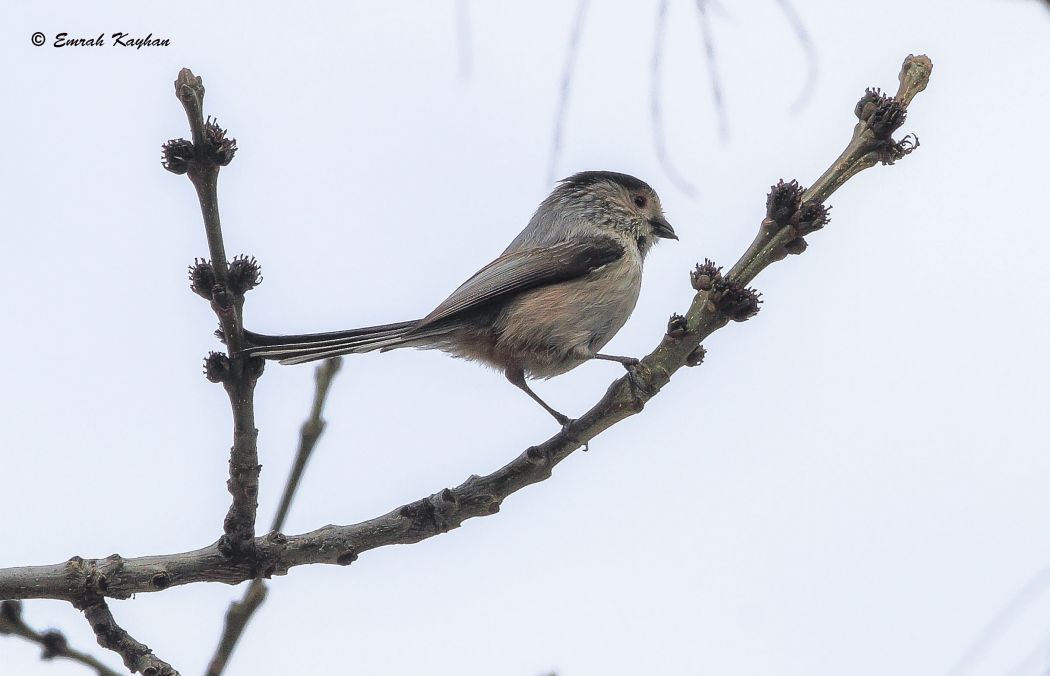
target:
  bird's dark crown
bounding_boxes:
[560,171,653,195]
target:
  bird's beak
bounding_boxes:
[651,215,678,240]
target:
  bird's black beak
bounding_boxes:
[650,215,678,240]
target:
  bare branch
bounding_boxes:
[0,600,122,676]
[77,599,177,675]
[168,68,263,560]
[547,0,589,184]
[203,581,266,676]
[694,0,728,139]
[0,55,932,606]
[203,357,344,676]
[270,358,344,532]
[651,0,699,197]
[772,0,819,113]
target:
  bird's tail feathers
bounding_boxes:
[242,320,420,365]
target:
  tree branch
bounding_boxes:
[168,68,264,560]
[0,600,122,676]
[203,357,344,676]
[77,598,177,676]
[0,55,931,604]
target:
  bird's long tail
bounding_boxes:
[242,319,421,365]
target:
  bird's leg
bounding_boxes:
[592,353,640,368]
[505,368,571,426]
[585,350,649,398]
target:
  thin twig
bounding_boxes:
[0,55,932,605]
[547,0,589,184]
[203,357,344,676]
[694,0,728,140]
[203,581,266,676]
[651,0,699,197]
[269,358,344,532]
[171,68,262,560]
[78,599,177,675]
[0,600,122,676]
[772,0,819,113]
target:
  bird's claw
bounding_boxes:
[559,418,589,451]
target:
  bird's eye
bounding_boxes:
[633,195,647,208]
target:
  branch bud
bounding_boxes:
[228,255,262,295]
[869,97,908,139]
[161,138,194,175]
[690,259,723,291]
[204,351,231,383]
[202,117,237,166]
[784,237,808,255]
[188,258,216,299]
[795,201,830,236]
[175,68,205,107]
[855,87,887,122]
[666,313,688,338]
[766,179,805,227]
[877,133,920,166]
[715,281,762,322]
[685,345,707,367]
[40,631,68,659]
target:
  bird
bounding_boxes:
[242,171,677,425]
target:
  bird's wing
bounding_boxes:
[413,235,625,330]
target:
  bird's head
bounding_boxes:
[556,171,677,255]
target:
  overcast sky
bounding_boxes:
[3,1,1050,675]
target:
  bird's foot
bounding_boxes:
[558,417,589,451]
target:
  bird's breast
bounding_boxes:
[493,251,643,378]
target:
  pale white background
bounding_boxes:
[2,1,1049,675]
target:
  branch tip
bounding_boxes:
[896,54,932,106]
[174,68,204,106]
